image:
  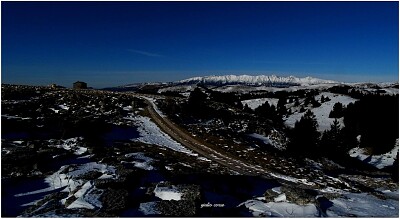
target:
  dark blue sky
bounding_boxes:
[2,2,399,88]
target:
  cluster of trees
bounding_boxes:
[253,101,282,125]
[209,90,243,108]
[184,88,240,124]
[343,94,399,154]
[287,94,399,161]
[287,110,321,157]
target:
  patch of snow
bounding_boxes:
[349,139,399,169]
[249,133,272,145]
[2,114,31,120]
[13,140,24,144]
[327,192,398,217]
[66,181,103,209]
[122,152,155,170]
[58,104,69,110]
[319,187,347,194]
[154,184,182,201]
[179,162,192,168]
[125,114,197,156]
[274,194,287,202]
[15,162,117,210]
[49,108,60,113]
[123,106,133,111]
[272,187,282,194]
[241,98,279,110]
[378,189,399,200]
[248,131,286,151]
[240,200,318,217]
[381,88,399,95]
[269,172,315,186]
[48,137,87,155]
[285,92,357,132]
[139,202,160,215]
[197,156,212,162]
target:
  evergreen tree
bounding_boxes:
[320,119,346,158]
[277,97,287,115]
[188,87,207,106]
[187,87,209,118]
[329,102,345,118]
[288,110,320,157]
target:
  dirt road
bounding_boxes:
[142,97,269,176]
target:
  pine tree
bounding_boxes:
[288,110,320,157]
[320,119,345,158]
[188,87,207,106]
[329,102,344,118]
[277,97,287,115]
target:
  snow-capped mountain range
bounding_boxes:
[177,75,338,86]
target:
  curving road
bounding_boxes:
[141,96,271,176]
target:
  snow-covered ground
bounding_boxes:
[268,172,315,187]
[248,132,286,151]
[58,104,70,110]
[349,139,399,169]
[179,74,337,86]
[381,88,399,95]
[326,191,399,217]
[125,114,197,156]
[154,184,183,201]
[241,98,279,110]
[285,92,358,132]
[241,199,318,217]
[122,152,155,170]
[139,202,160,215]
[15,162,117,210]
[2,114,32,120]
[241,186,399,217]
[48,137,88,155]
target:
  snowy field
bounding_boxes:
[285,92,358,132]
[154,184,183,201]
[122,152,155,170]
[48,137,88,155]
[241,186,399,217]
[349,139,399,169]
[125,114,197,156]
[241,98,279,110]
[16,162,117,212]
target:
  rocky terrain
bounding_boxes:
[1,80,399,217]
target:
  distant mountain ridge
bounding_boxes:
[177,74,338,86]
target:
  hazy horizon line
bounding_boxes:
[2,72,398,89]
